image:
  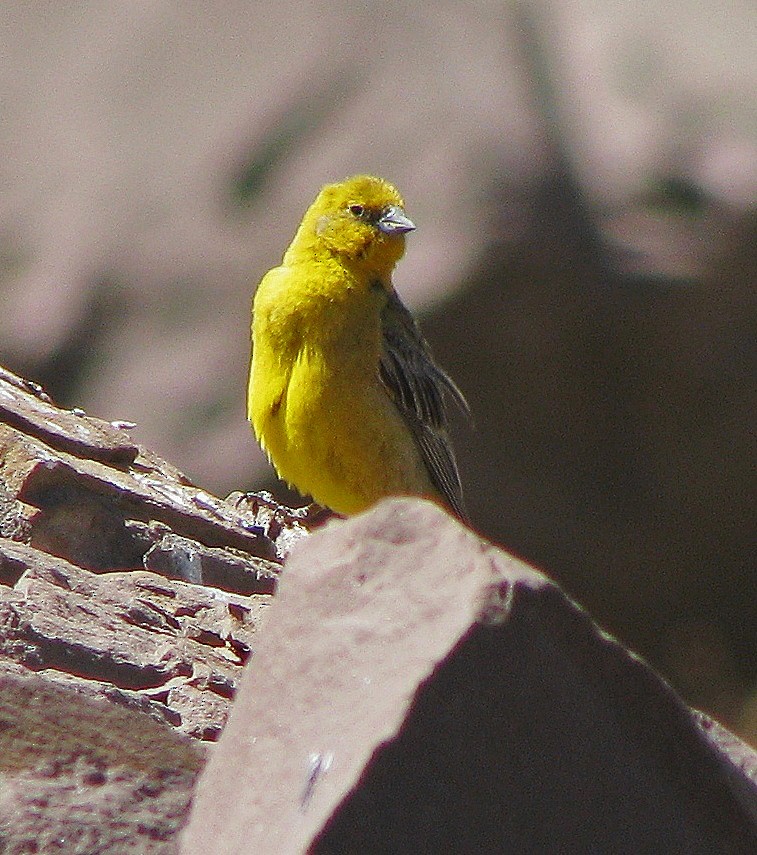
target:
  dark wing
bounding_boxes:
[379,289,470,521]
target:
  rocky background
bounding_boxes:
[2,375,754,851]
[0,1,754,748]
[0,366,287,851]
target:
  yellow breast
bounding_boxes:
[248,262,435,514]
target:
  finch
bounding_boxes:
[248,174,469,519]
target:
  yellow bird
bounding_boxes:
[248,174,469,519]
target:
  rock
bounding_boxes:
[0,365,139,465]
[140,524,280,595]
[0,364,308,850]
[0,667,205,854]
[4,364,755,851]
[181,499,757,854]
[0,423,279,565]
[0,364,310,570]
[0,539,269,739]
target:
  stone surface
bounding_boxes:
[3,363,756,851]
[0,365,139,465]
[0,365,310,570]
[0,365,310,849]
[0,542,269,738]
[0,424,278,563]
[0,365,310,744]
[0,668,205,855]
[182,499,757,855]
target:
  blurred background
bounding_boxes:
[0,2,754,746]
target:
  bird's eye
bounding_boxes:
[348,204,365,218]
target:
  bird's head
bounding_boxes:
[292,175,415,276]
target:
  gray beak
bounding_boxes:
[377,206,416,235]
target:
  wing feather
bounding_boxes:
[379,289,470,520]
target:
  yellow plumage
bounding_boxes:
[248,174,468,518]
